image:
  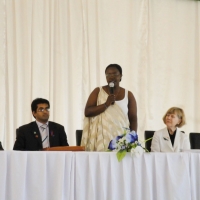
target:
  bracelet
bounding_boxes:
[104,103,108,109]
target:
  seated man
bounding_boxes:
[13,98,69,150]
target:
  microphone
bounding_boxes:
[109,82,114,94]
[109,82,115,104]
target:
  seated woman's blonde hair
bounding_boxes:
[162,107,186,128]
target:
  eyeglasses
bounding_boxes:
[38,108,50,112]
[105,73,120,78]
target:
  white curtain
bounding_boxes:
[0,0,199,150]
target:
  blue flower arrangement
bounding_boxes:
[108,128,149,162]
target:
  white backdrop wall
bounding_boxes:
[0,0,199,150]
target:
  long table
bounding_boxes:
[0,151,200,200]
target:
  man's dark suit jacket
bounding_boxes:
[13,121,69,151]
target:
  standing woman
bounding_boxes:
[151,107,190,152]
[81,64,137,151]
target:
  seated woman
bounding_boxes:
[151,107,190,152]
[81,64,137,151]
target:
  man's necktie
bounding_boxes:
[40,124,48,148]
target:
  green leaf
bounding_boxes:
[117,150,127,162]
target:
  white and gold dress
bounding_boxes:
[81,87,129,151]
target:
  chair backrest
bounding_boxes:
[16,128,19,137]
[0,141,4,150]
[189,133,200,149]
[144,130,155,152]
[76,130,83,146]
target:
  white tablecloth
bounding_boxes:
[0,151,200,200]
[75,152,192,200]
[0,151,74,200]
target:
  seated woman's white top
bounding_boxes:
[151,127,190,152]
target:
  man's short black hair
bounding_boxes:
[31,98,50,112]
[105,64,122,75]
